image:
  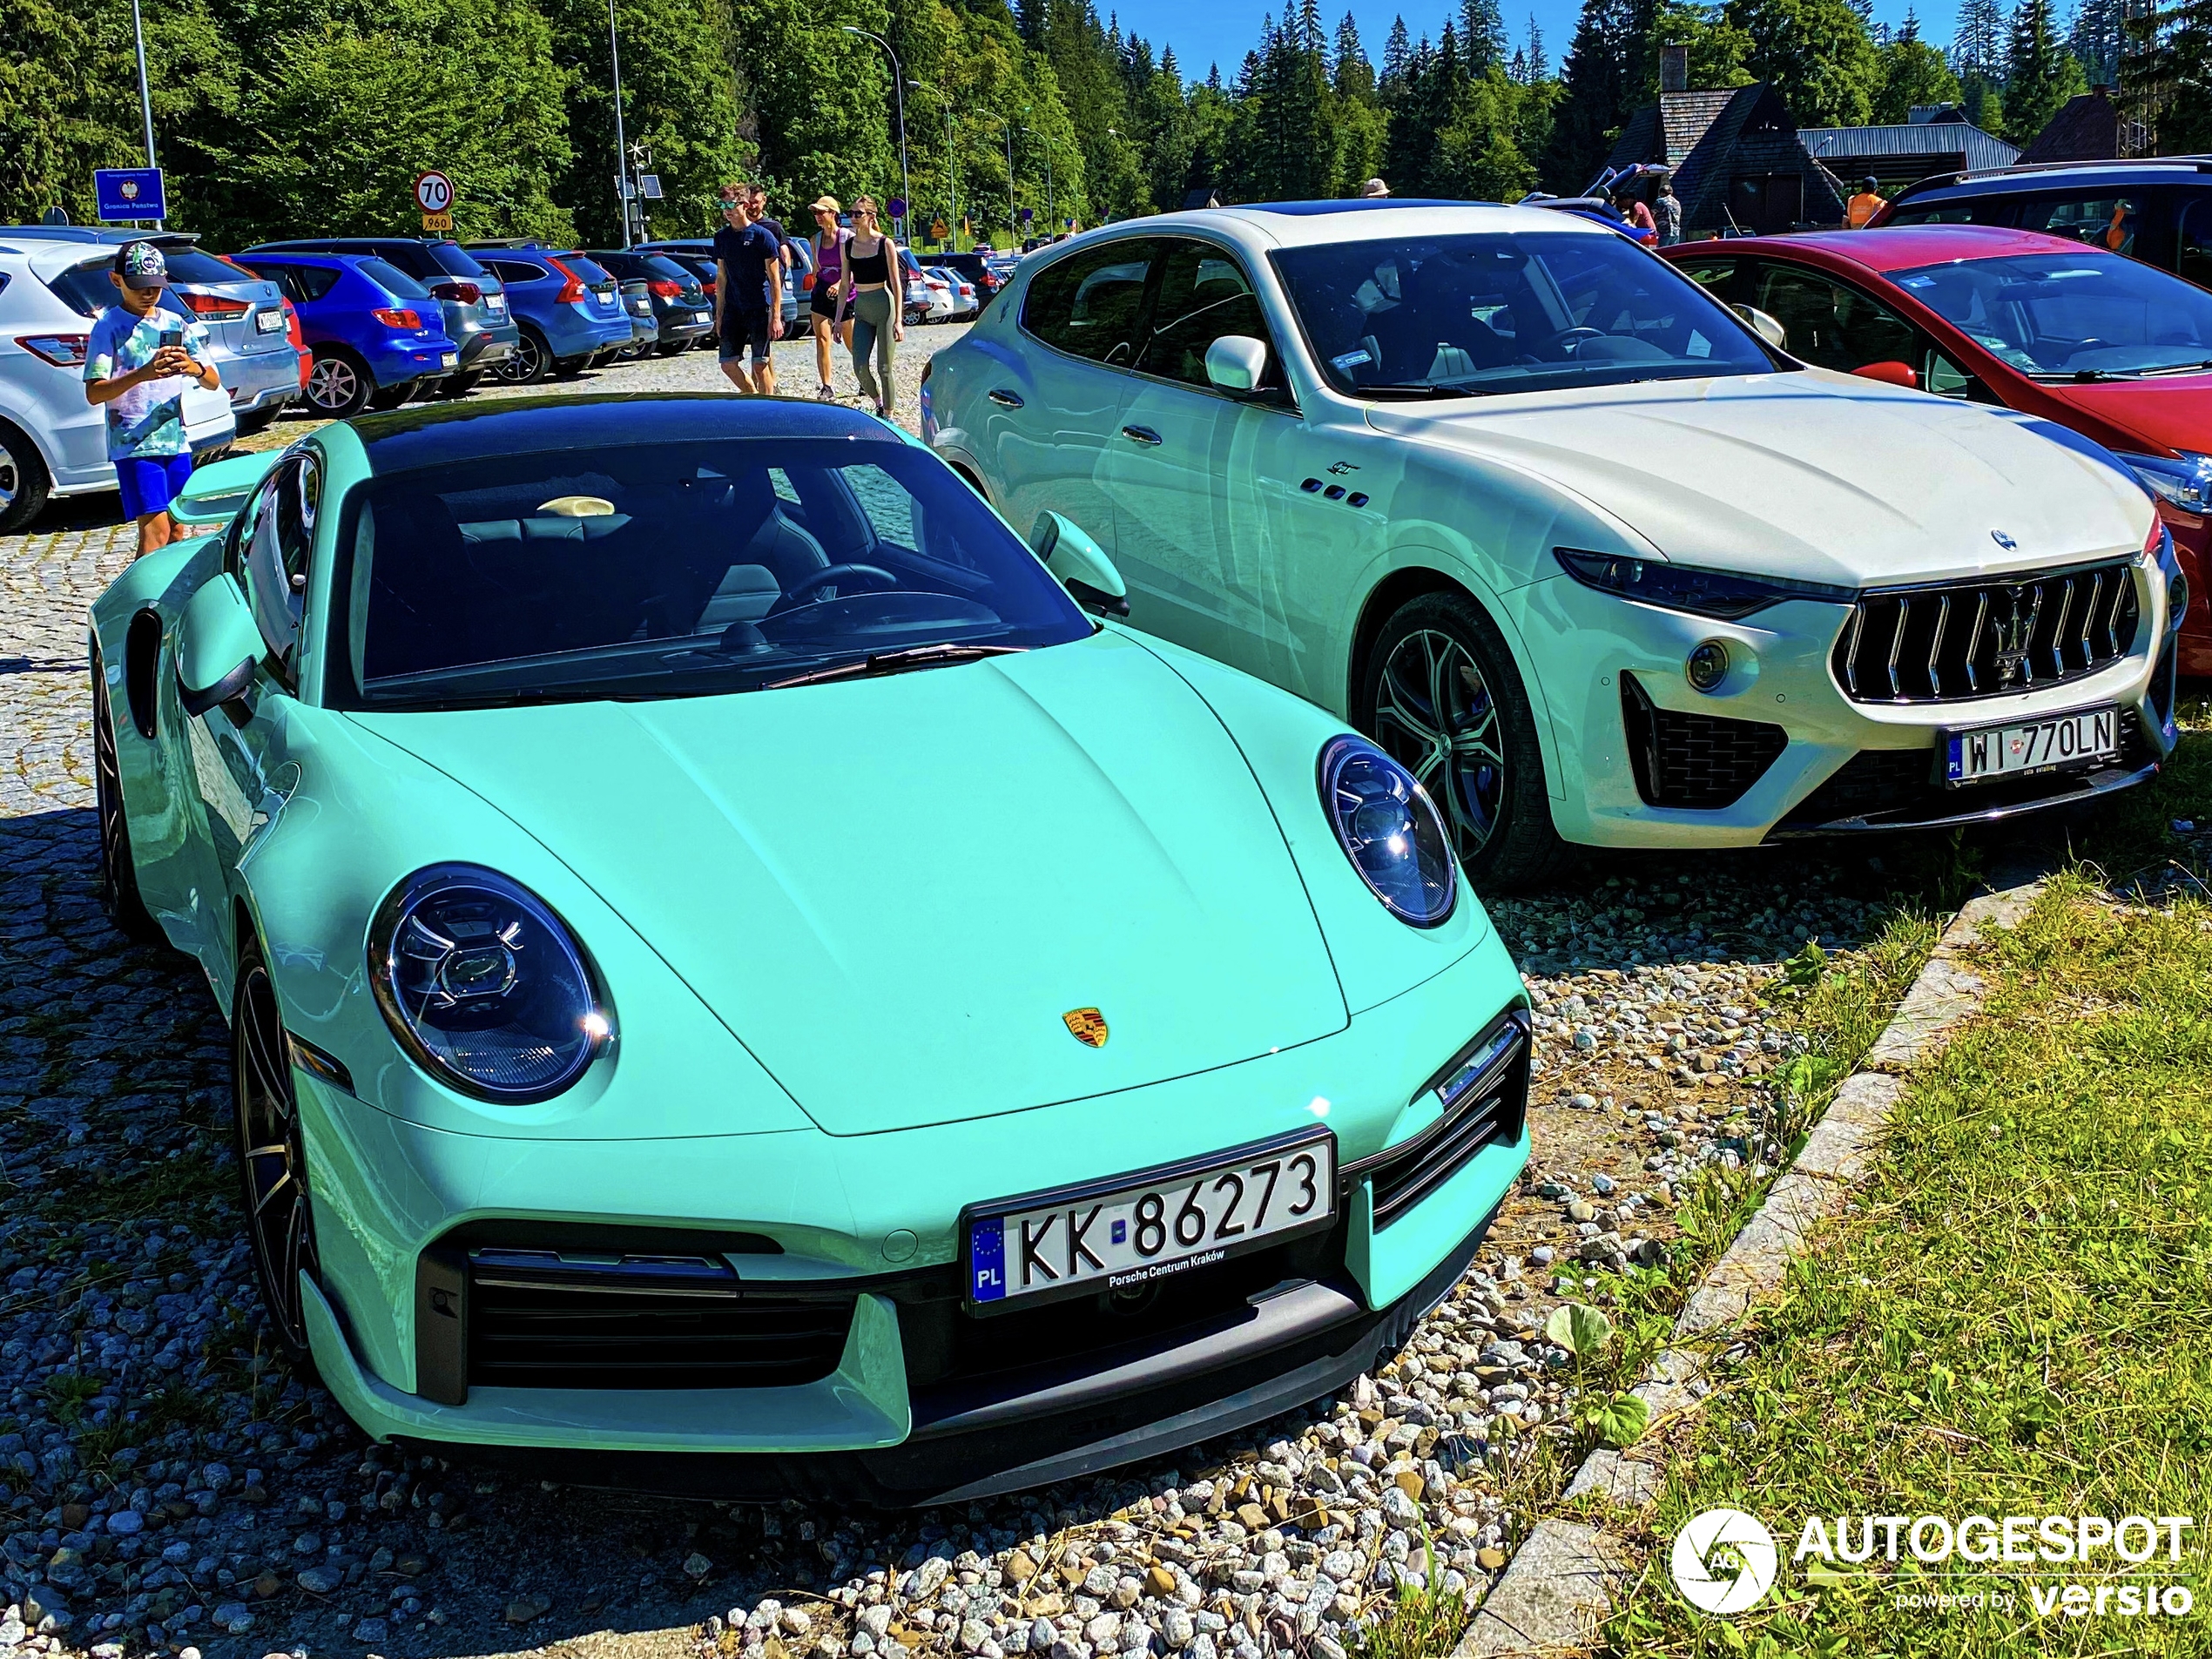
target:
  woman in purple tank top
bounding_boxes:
[807,197,853,401]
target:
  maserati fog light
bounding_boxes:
[1686,641,1730,693]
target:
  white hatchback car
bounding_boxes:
[922,201,2188,885]
[0,237,237,532]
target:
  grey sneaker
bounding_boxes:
[816,381,835,401]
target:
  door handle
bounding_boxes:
[988,388,1024,408]
[1121,425,1163,446]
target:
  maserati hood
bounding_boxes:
[349,631,1348,1136]
[1369,370,2154,587]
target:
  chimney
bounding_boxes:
[1660,43,1689,94]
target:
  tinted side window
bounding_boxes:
[1748,264,1923,372]
[240,261,338,302]
[1135,239,1276,390]
[1884,204,1981,226]
[1021,240,1156,366]
[374,245,437,279]
[2181,197,2212,289]
[484,260,542,286]
[2013,193,2141,255]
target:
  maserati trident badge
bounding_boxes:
[1062,1008,1109,1048]
[1990,588,2033,687]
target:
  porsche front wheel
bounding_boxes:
[234,944,322,1372]
[1358,590,1569,891]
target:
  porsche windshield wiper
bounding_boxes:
[765,643,1028,690]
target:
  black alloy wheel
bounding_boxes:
[1359,590,1568,890]
[235,945,322,1368]
[91,654,162,943]
[495,327,550,384]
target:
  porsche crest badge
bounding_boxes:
[1062,1008,1109,1048]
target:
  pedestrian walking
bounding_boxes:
[807,196,853,401]
[83,241,221,557]
[837,196,904,420]
[747,184,797,280]
[713,185,784,395]
[1655,173,1683,246]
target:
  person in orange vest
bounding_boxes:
[1847,177,1885,228]
[2104,199,2134,253]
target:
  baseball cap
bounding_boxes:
[810,195,841,215]
[114,240,168,288]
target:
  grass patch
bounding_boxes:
[1602,874,2212,1656]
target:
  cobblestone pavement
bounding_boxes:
[0,352,1904,1659]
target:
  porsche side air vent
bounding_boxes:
[1346,1010,1530,1231]
[1831,560,2139,705]
[414,1240,852,1403]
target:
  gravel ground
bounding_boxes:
[0,343,1892,1659]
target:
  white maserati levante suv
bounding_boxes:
[921,201,2187,885]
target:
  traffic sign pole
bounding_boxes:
[130,0,160,227]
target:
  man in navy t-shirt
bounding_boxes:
[712,187,784,395]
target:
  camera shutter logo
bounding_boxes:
[1670,1508,1779,1615]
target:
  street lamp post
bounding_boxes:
[998,116,1016,249]
[909,81,956,252]
[607,0,631,246]
[129,0,162,229]
[845,27,912,244]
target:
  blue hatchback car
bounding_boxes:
[461,243,634,381]
[233,252,459,417]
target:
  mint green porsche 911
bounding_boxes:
[90,395,1529,1502]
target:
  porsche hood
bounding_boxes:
[1370,370,2155,588]
[348,631,1350,1136]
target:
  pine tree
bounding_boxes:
[1541,0,1638,192]
[1872,17,1961,119]
[1728,0,1881,127]
[2004,0,2087,137]
[1381,16,1415,93]
[1525,14,1549,81]
[2126,0,2212,150]
[1335,13,1377,100]
[1951,0,2007,82]
[1461,0,1508,73]
[2068,0,2126,84]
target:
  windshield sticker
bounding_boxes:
[1331,347,1373,371]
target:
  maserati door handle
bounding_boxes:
[1121,425,1163,446]
[988,388,1024,408]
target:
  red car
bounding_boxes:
[1663,224,2211,676]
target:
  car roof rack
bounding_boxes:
[1892,154,2212,200]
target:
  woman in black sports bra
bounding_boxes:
[836,197,905,418]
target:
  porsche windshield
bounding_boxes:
[329,439,1092,708]
[1889,250,2212,379]
[1273,230,1774,399]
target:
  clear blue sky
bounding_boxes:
[1104,0,1961,84]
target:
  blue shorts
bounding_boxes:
[115,453,195,521]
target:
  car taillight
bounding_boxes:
[174,289,249,320]
[546,257,587,304]
[16,334,89,368]
[428,280,482,304]
[646,278,683,299]
[372,307,423,329]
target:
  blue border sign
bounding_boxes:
[94,169,165,222]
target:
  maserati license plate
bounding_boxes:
[963,1130,1335,1312]
[1945,705,2117,785]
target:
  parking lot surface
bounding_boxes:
[0,342,1895,1659]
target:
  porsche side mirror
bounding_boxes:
[1851,359,1919,389]
[1029,511,1131,618]
[176,574,265,718]
[169,448,283,531]
[1204,334,1270,396]
[1734,305,1787,351]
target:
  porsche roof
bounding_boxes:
[1049,199,1608,253]
[346,393,906,473]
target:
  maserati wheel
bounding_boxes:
[1359,590,1568,889]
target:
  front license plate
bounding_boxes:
[1945,705,2118,785]
[963,1130,1336,1313]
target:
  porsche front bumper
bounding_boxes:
[293,933,1528,1502]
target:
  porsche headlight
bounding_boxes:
[368,865,611,1102]
[1318,736,1456,927]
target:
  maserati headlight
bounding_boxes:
[1554,548,1855,619]
[2119,451,2212,516]
[368,865,611,1102]
[1318,736,1456,927]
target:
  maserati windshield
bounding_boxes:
[329,439,1091,709]
[1890,250,2212,379]
[1273,230,1776,399]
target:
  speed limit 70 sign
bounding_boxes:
[415,171,454,213]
